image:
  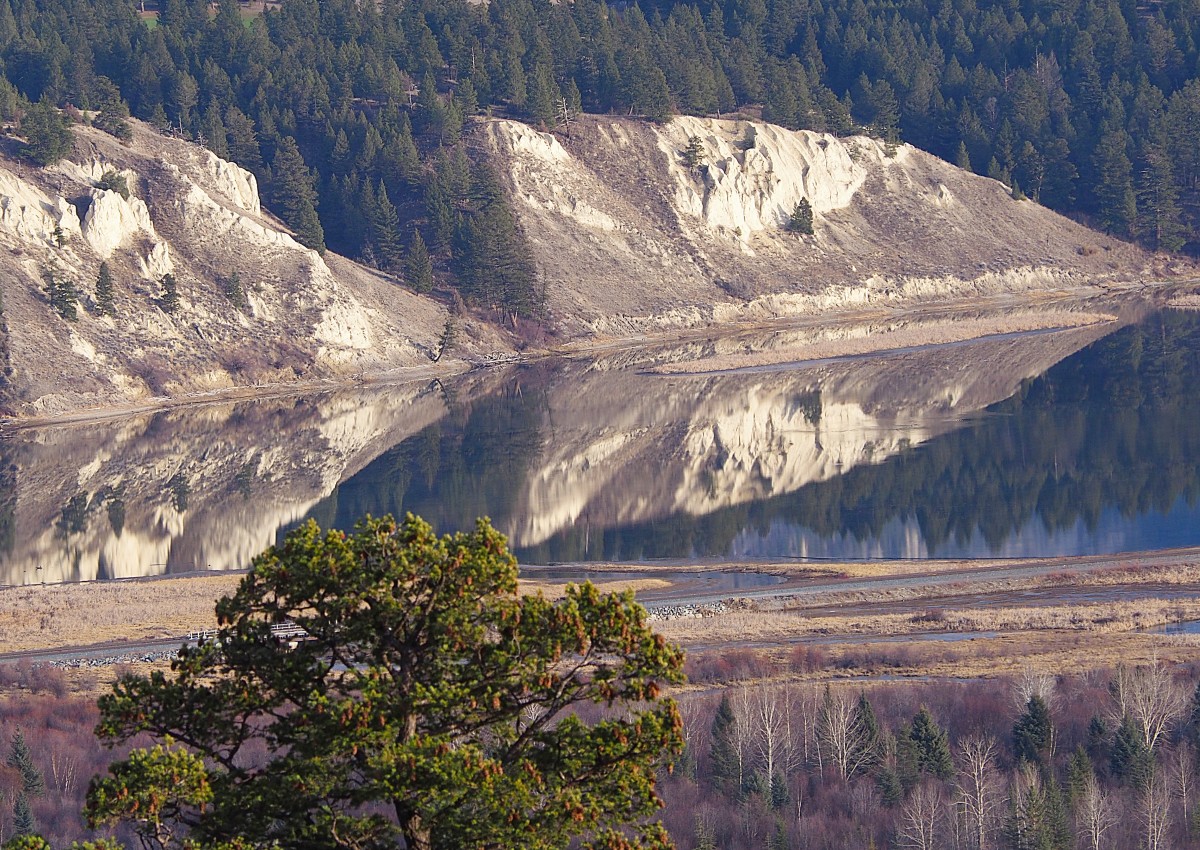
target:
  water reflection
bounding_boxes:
[6,305,1200,583]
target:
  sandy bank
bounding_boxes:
[650,310,1117,374]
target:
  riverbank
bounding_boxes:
[5,547,1200,689]
[0,283,1166,431]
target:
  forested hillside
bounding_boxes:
[1,0,1196,322]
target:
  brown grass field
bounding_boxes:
[2,551,1199,693]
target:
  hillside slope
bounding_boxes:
[0,122,507,419]
[483,115,1165,338]
[0,114,1180,420]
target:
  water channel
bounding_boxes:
[3,300,1200,585]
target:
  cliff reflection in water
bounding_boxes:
[0,384,450,584]
[6,308,1200,584]
[313,313,1137,561]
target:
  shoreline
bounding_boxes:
[2,545,1199,657]
[2,281,1176,432]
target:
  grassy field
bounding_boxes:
[3,551,1198,691]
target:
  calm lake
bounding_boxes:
[3,301,1200,585]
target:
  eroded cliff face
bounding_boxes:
[483,115,1156,338]
[0,122,498,419]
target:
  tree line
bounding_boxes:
[3,0,1199,327]
[659,662,1200,849]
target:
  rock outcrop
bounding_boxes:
[483,115,1159,338]
[0,122,502,419]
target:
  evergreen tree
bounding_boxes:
[21,99,72,166]
[12,791,35,837]
[200,100,228,159]
[908,707,953,780]
[787,198,814,234]
[1013,695,1054,765]
[1065,745,1094,808]
[368,179,403,271]
[405,230,434,293]
[1111,714,1153,789]
[1092,127,1137,235]
[681,135,706,170]
[955,141,972,172]
[7,729,44,798]
[527,63,560,126]
[709,694,741,794]
[270,137,325,253]
[854,692,882,774]
[159,273,180,314]
[95,262,115,317]
[224,106,263,173]
[43,270,78,321]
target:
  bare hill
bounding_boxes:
[0,114,1184,420]
[481,115,1171,338]
[0,122,507,419]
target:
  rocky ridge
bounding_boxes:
[0,113,1178,420]
[484,115,1165,338]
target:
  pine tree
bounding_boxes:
[1111,714,1153,789]
[159,273,180,313]
[405,230,434,293]
[21,99,73,166]
[681,135,705,170]
[854,692,882,774]
[95,261,115,317]
[43,269,78,321]
[224,106,263,172]
[12,790,35,836]
[709,694,742,794]
[788,198,814,234]
[909,707,953,780]
[1065,746,1094,808]
[1013,695,1054,765]
[7,729,44,797]
[527,63,560,126]
[956,141,972,172]
[369,179,403,271]
[1092,126,1136,235]
[270,137,325,253]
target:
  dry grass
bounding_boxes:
[0,576,241,653]
[0,574,672,654]
[660,597,1200,647]
[650,311,1116,374]
[519,578,673,599]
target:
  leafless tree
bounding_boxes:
[897,782,944,850]
[1014,665,1058,712]
[48,746,78,793]
[817,686,876,782]
[1172,739,1197,827]
[1075,773,1115,850]
[728,685,755,791]
[955,735,1000,850]
[1141,768,1172,850]
[1110,659,1188,752]
[750,681,790,799]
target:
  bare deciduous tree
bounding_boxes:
[1014,665,1058,712]
[1172,740,1197,827]
[752,683,787,797]
[1110,659,1188,752]
[897,782,944,850]
[1076,773,1115,850]
[728,686,755,791]
[956,735,1000,850]
[1141,768,1172,850]
[817,686,876,782]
